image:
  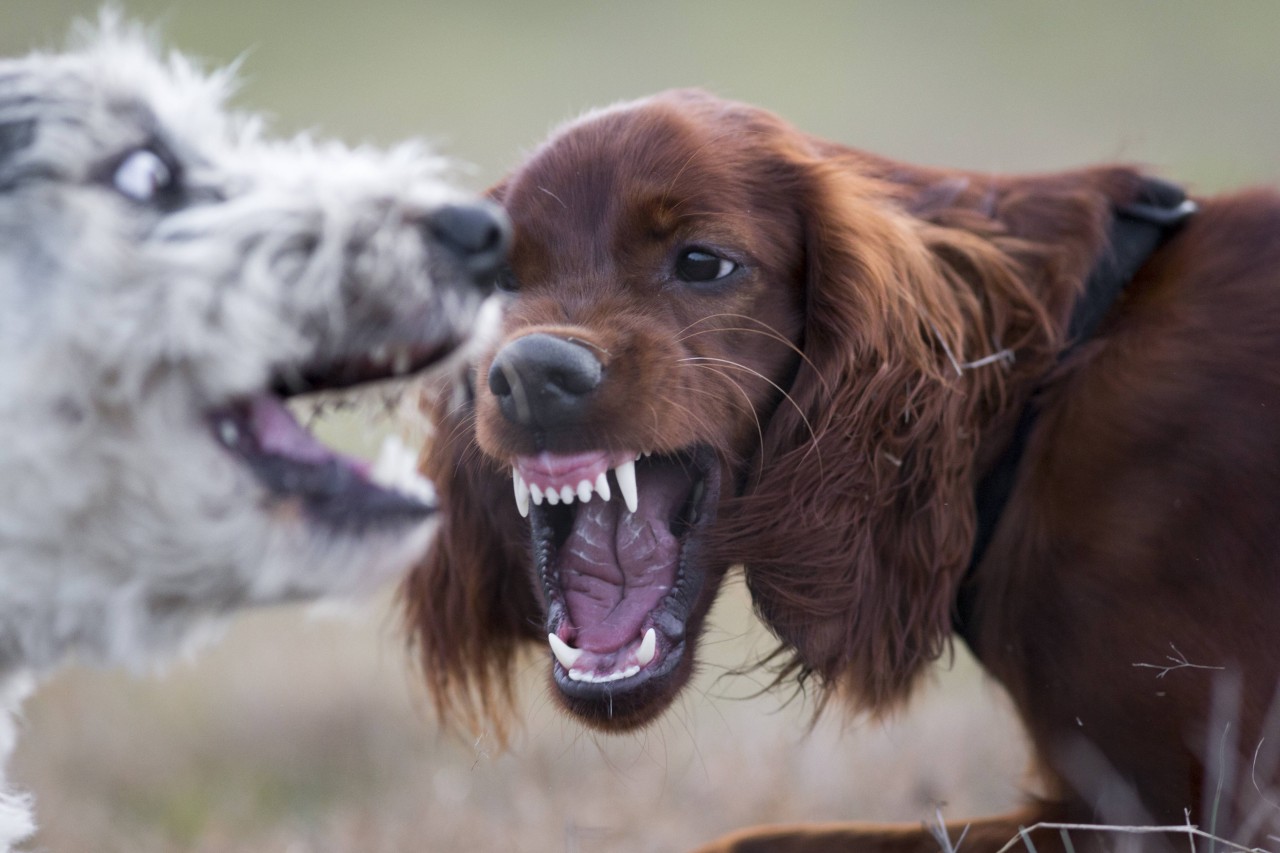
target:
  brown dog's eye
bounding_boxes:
[675,248,737,284]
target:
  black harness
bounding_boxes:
[953,178,1197,642]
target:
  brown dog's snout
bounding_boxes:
[487,333,603,428]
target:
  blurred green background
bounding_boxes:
[7,1,1279,194]
[4,2,1279,852]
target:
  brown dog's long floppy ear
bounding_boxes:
[401,374,540,741]
[715,152,1057,715]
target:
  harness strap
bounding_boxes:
[954,178,1197,640]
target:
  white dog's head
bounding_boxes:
[0,19,505,671]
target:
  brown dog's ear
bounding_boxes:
[401,374,540,741]
[716,154,1056,714]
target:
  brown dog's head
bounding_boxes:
[405,89,1136,734]
[473,92,810,727]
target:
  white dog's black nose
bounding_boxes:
[427,202,509,278]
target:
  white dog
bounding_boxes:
[0,17,504,847]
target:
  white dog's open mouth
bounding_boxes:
[208,348,450,528]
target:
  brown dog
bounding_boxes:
[405,89,1280,851]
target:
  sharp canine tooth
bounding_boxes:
[514,471,530,518]
[560,485,575,504]
[370,435,437,504]
[217,420,239,446]
[615,459,638,514]
[530,484,544,505]
[548,634,583,669]
[636,628,656,666]
[595,472,611,502]
[577,479,593,503]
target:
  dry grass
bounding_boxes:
[13,578,1030,853]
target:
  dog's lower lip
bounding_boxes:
[550,630,687,697]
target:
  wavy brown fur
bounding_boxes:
[405,89,1280,850]
[712,156,1137,714]
[402,390,540,741]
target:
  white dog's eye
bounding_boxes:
[112,148,174,202]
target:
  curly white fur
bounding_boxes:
[0,17,499,848]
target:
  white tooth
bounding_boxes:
[392,348,412,375]
[595,472,611,502]
[217,419,239,447]
[548,634,583,670]
[615,459,638,514]
[370,435,436,505]
[370,435,405,483]
[560,485,575,504]
[577,479,593,503]
[546,487,560,505]
[636,628,657,666]
[371,345,390,365]
[579,666,640,684]
[530,483,544,506]
[414,478,438,504]
[514,470,530,518]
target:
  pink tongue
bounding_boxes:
[247,396,349,466]
[243,397,373,473]
[560,465,687,653]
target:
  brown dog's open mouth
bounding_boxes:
[207,342,458,529]
[515,446,720,717]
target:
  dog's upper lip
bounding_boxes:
[269,340,456,398]
[510,449,642,516]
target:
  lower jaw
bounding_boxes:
[546,560,730,731]
[550,638,693,730]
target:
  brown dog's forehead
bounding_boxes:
[498,92,803,278]
[506,101,721,221]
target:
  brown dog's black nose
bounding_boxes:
[426,201,509,278]
[488,333,602,428]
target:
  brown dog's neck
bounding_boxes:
[954,173,1196,642]
[874,159,1162,472]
